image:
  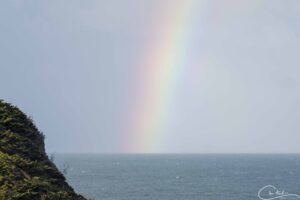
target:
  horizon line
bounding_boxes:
[46,152,300,155]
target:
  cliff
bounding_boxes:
[0,100,87,200]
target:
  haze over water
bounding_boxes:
[1,0,299,154]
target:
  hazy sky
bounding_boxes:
[0,0,299,153]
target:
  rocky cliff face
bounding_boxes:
[0,100,87,200]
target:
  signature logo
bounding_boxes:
[258,185,300,200]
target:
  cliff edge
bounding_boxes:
[0,100,86,200]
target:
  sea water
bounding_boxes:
[54,154,300,200]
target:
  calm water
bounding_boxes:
[54,154,300,200]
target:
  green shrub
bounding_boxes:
[0,100,87,200]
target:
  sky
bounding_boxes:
[0,0,299,153]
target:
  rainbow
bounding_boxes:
[128,0,201,153]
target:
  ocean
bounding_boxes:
[54,154,300,200]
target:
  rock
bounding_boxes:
[0,100,87,200]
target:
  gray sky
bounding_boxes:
[0,0,299,153]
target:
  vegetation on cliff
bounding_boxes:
[0,100,86,200]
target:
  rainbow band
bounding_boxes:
[129,0,199,153]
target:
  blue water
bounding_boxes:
[54,154,300,200]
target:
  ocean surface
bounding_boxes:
[54,154,300,200]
